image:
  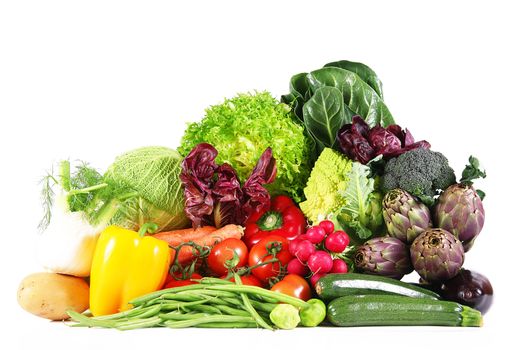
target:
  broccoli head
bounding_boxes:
[381,148,456,204]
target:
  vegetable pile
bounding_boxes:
[18,60,492,330]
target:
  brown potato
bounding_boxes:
[17,272,90,320]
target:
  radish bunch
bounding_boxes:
[287,220,351,285]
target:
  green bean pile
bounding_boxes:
[67,277,310,330]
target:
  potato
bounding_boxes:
[17,272,90,320]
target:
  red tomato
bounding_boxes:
[207,238,248,276]
[248,235,293,284]
[271,274,312,301]
[163,272,202,289]
[224,274,264,287]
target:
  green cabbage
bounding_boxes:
[178,91,313,201]
[300,148,384,242]
[103,146,189,231]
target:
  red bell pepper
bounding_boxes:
[243,195,306,249]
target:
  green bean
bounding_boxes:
[253,294,280,304]
[177,289,239,299]
[195,321,258,328]
[115,316,163,331]
[67,311,118,328]
[222,297,245,307]
[159,299,210,311]
[208,284,309,308]
[215,305,252,317]
[90,305,147,321]
[129,284,207,305]
[249,299,278,313]
[199,277,232,285]
[233,274,273,330]
[164,315,255,328]
[159,312,207,321]
[182,304,222,315]
[155,293,205,302]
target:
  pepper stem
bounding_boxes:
[138,222,159,237]
[256,211,283,231]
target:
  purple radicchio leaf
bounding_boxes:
[180,143,219,228]
[386,140,431,158]
[368,125,403,155]
[351,115,370,137]
[211,164,244,228]
[337,123,375,164]
[241,147,277,224]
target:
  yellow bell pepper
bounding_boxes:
[89,223,170,316]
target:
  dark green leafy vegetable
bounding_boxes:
[324,60,384,98]
[282,61,395,155]
[303,86,348,153]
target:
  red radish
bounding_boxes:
[318,220,335,235]
[325,230,350,253]
[307,250,333,274]
[310,272,327,286]
[287,258,309,276]
[331,259,348,273]
[305,226,326,244]
[295,240,316,263]
[289,235,307,256]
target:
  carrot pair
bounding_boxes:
[152,224,244,265]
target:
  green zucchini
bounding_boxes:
[315,273,440,301]
[327,295,482,327]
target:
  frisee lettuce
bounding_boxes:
[178,91,314,202]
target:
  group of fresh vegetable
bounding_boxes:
[17,59,493,330]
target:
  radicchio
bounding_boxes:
[180,143,218,227]
[180,143,277,228]
[337,116,430,164]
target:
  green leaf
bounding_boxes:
[303,86,348,152]
[307,67,394,127]
[324,60,384,99]
[282,73,310,121]
[336,162,379,241]
[460,155,486,185]
[476,189,486,201]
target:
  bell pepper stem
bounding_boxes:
[138,222,159,237]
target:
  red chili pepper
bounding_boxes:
[243,195,306,249]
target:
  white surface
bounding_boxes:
[1,1,522,349]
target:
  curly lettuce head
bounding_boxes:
[179,91,314,201]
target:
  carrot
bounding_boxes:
[153,224,244,265]
[152,226,217,247]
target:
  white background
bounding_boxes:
[1,0,523,349]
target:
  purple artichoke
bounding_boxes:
[382,189,432,243]
[434,184,485,251]
[410,228,464,282]
[355,236,413,279]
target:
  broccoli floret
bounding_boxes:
[381,148,456,204]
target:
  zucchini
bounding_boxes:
[316,273,440,301]
[327,295,482,327]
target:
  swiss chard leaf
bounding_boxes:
[324,60,384,99]
[282,73,311,121]
[307,67,395,127]
[303,86,349,153]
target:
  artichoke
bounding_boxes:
[410,228,464,282]
[434,184,485,251]
[382,189,432,244]
[355,236,413,279]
